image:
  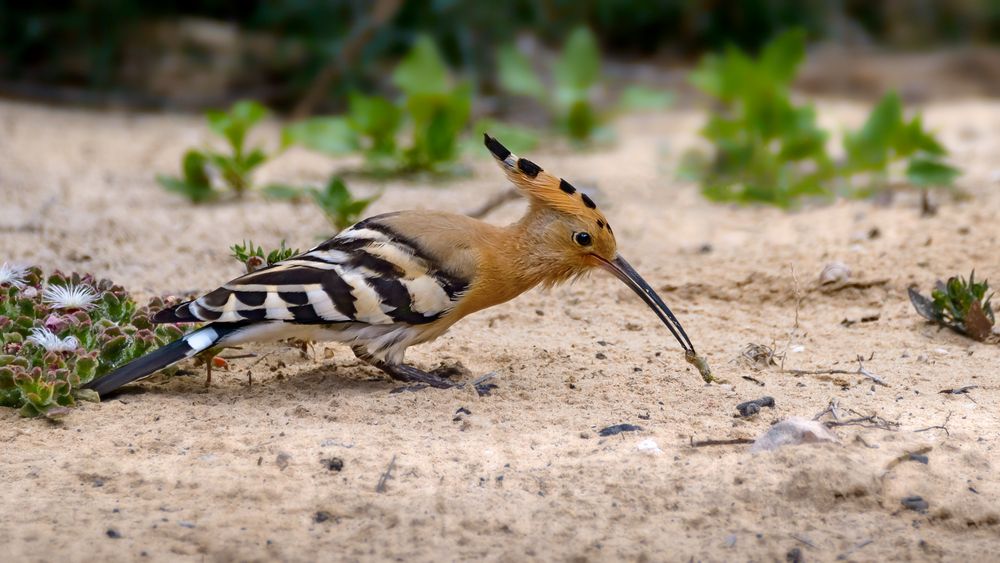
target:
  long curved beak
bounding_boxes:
[596,254,696,354]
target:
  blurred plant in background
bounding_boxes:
[498,27,670,143]
[683,30,832,206]
[0,266,187,418]
[4,1,997,112]
[284,37,471,174]
[265,176,380,232]
[683,29,959,207]
[157,100,271,202]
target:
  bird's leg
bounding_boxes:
[351,346,457,391]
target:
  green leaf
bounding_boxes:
[349,94,401,151]
[845,92,903,170]
[894,115,946,157]
[564,99,598,142]
[283,117,359,155]
[311,176,379,231]
[392,36,449,97]
[759,29,806,86]
[181,150,210,186]
[497,45,545,99]
[618,86,673,112]
[207,100,268,154]
[554,27,600,92]
[906,157,960,187]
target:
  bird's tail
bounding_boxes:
[83,325,229,397]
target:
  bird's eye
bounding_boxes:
[573,232,592,246]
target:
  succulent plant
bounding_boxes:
[909,270,995,342]
[0,265,188,418]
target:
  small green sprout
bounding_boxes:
[158,100,270,202]
[909,271,995,342]
[283,36,471,175]
[230,240,301,274]
[0,266,187,418]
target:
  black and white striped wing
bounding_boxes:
[153,221,469,326]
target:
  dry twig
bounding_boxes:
[914,412,953,436]
[690,437,755,448]
[375,454,397,493]
[465,188,520,219]
[785,354,888,387]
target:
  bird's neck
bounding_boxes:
[472,205,572,302]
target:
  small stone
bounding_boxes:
[321,457,344,472]
[901,495,929,513]
[595,352,607,360]
[106,528,121,539]
[314,511,333,523]
[598,423,643,437]
[276,452,292,470]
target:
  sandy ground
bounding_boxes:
[1,97,999,562]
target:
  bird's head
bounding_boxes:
[484,133,696,354]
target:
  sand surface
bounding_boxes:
[1,98,999,562]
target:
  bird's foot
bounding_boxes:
[378,362,458,393]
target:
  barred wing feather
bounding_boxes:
[152,220,470,326]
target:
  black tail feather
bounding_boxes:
[83,326,227,397]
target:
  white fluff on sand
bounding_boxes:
[751,417,839,453]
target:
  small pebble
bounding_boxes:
[736,396,775,417]
[902,495,929,513]
[321,458,344,472]
[314,511,333,523]
[276,452,292,470]
[599,423,643,437]
[106,528,121,539]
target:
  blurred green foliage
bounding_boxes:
[685,29,831,205]
[158,100,270,201]
[685,29,959,207]
[264,175,379,232]
[843,92,959,195]
[498,27,670,143]
[284,36,471,173]
[5,2,998,110]
[310,176,380,231]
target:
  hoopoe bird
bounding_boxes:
[84,134,696,396]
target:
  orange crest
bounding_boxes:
[484,134,613,236]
